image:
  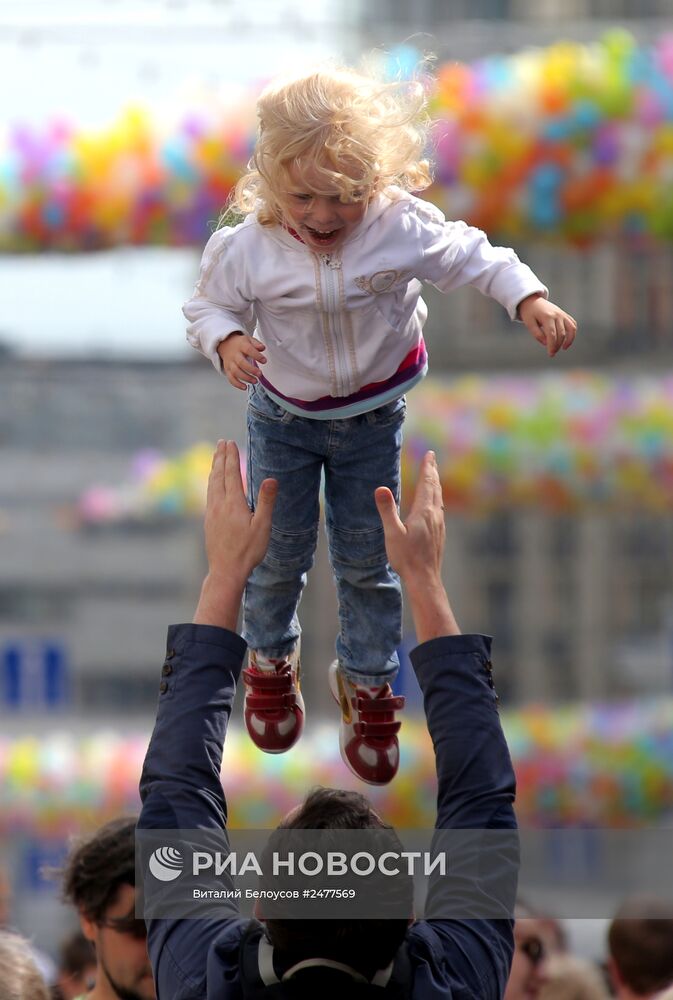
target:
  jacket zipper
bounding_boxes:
[319,253,353,397]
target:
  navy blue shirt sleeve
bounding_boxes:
[138,623,247,1000]
[407,634,517,1000]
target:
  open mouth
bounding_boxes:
[305,226,340,244]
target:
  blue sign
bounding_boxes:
[1,641,70,709]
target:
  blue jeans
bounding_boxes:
[243,384,405,685]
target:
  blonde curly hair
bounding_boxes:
[232,65,432,227]
[0,931,49,1000]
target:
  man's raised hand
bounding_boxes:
[374,450,445,582]
[194,440,277,628]
[375,451,460,642]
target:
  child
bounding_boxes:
[184,66,577,785]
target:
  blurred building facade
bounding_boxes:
[358,2,673,57]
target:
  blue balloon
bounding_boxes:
[385,45,419,81]
[528,195,562,228]
[573,100,601,132]
[42,202,65,228]
[531,163,564,190]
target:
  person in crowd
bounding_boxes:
[0,929,50,1000]
[52,931,96,1000]
[60,817,155,1000]
[607,897,673,1000]
[0,863,56,987]
[539,953,609,1000]
[0,866,11,929]
[138,440,517,998]
[504,914,551,1000]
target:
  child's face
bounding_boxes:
[281,162,370,253]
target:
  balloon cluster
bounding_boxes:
[2,31,673,251]
[74,374,673,523]
[76,442,213,526]
[2,702,673,834]
[402,373,673,513]
[0,107,252,252]
[508,699,673,826]
[428,29,673,243]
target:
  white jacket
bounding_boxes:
[184,189,547,409]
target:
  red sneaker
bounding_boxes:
[328,661,404,785]
[243,647,304,754]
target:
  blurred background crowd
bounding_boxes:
[2,0,673,992]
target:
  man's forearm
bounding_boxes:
[193,573,246,630]
[403,570,461,644]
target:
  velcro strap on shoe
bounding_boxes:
[246,692,297,711]
[354,695,405,713]
[243,668,293,691]
[354,720,402,738]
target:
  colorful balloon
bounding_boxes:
[72,375,673,523]
[2,31,673,250]
[2,699,673,833]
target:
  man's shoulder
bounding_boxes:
[195,917,249,995]
[406,917,514,999]
[210,915,249,955]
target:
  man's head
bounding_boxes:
[61,816,155,1000]
[261,788,412,977]
[608,897,673,999]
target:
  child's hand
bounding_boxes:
[217,332,267,389]
[518,294,577,358]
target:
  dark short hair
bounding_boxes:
[58,930,95,976]
[61,816,138,923]
[608,897,673,996]
[264,788,411,975]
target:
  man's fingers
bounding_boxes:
[428,452,443,511]
[222,440,246,500]
[254,477,278,530]
[206,440,227,509]
[411,451,441,511]
[375,486,405,537]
